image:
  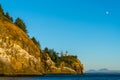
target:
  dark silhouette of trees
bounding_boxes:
[48,49,59,62]
[43,48,60,66]
[43,47,78,67]
[31,37,41,48]
[44,47,49,53]
[0,5,13,22]
[5,12,13,22]
[14,18,27,33]
[0,4,4,15]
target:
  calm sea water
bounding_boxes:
[0,73,120,80]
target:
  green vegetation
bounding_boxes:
[0,4,41,50]
[5,12,13,22]
[14,18,27,33]
[43,47,78,67]
[0,5,13,22]
[0,4,27,33]
[0,4,4,15]
[31,37,41,48]
[43,47,59,62]
[0,4,79,66]
[0,4,84,74]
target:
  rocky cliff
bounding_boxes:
[0,11,84,75]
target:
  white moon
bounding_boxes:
[106,11,109,15]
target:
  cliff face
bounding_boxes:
[0,13,84,75]
[0,13,43,75]
[41,53,84,74]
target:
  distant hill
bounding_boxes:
[86,68,120,74]
[98,68,109,72]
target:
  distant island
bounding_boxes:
[86,68,120,74]
[0,4,84,76]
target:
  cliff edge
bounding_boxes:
[0,7,84,75]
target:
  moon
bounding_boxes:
[105,11,109,15]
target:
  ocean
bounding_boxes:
[0,73,120,80]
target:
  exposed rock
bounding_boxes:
[0,12,84,75]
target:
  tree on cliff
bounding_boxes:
[5,12,13,22]
[44,47,49,53]
[31,37,41,48]
[14,18,27,33]
[0,4,4,15]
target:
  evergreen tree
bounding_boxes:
[14,18,27,33]
[0,4,4,15]
[5,12,13,22]
[44,47,49,53]
[31,37,41,48]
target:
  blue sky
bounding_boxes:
[0,0,120,70]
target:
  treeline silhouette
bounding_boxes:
[43,47,78,67]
